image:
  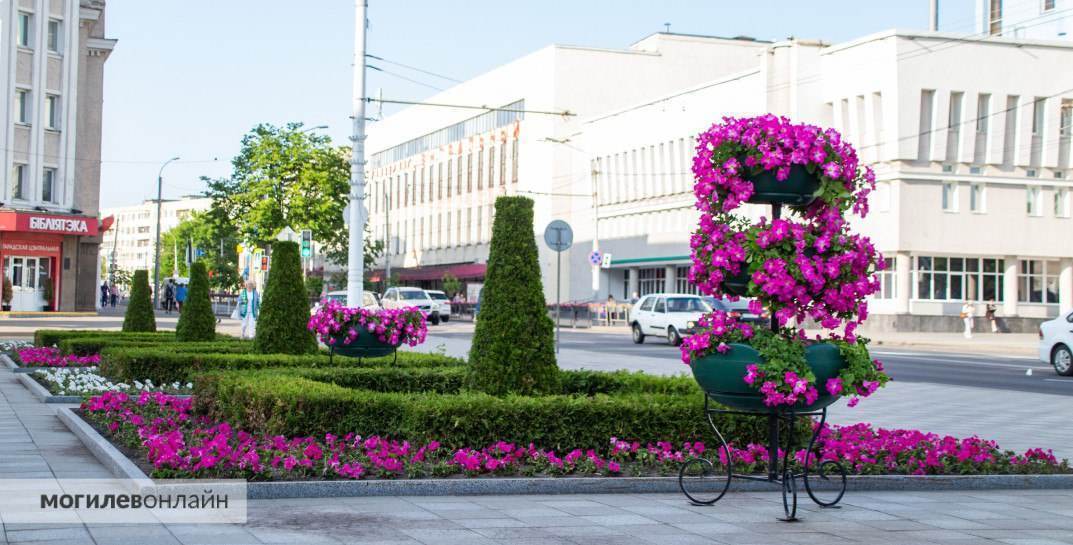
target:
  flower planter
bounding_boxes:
[689,342,845,413]
[720,270,751,297]
[329,328,397,361]
[743,164,822,206]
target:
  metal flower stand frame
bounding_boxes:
[678,395,847,521]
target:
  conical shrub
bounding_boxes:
[176,261,216,341]
[122,270,156,332]
[254,240,316,354]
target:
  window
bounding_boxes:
[16,90,30,124]
[653,297,666,313]
[12,164,27,200]
[476,149,483,189]
[915,256,1004,301]
[1055,188,1070,218]
[946,92,963,162]
[989,0,1003,35]
[637,268,666,296]
[1019,259,1060,303]
[499,141,507,186]
[1044,0,1056,11]
[639,297,655,312]
[511,139,519,184]
[466,153,472,192]
[437,162,443,200]
[976,94,990,134]
[487,145,495,188]
[1032,97,1046,135]
[47,20,61,52]
[419,168,425,203]
[45,95,59,129]
[1027,186,1042,216]
[1061,100,1072,137]
[1003,95,1019,165]
[42,168,56,203]
[17,12,31,48]
[917,90,935,161]
[942,182,958,212]
[875,257,897,299]
[446,158,453,197]
[675,266,699,294]
[970,183,985,213]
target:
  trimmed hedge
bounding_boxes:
[254,241,316,355]
[35,330,176,348]
[175,262,216,342]
[123,270,156,332]
[99,347,465,384]
[60,337,252,357]
[195,372,780,451]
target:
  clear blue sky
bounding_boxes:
[100,0,974,209]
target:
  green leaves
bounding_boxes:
[122,270,156,333]
[175,262,216,342]
[253,241,316,355]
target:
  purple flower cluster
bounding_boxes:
[17,346,100,367]
[307,298,427,348]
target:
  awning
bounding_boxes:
[369,263,487,283]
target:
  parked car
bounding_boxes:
[702,296,768,324]
[629,293,711,346]
[1039,309,1073,376]
[424,290,452,322]
[382,287,440,325]
[310,290,380,316]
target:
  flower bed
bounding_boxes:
[82,391,1070,481]
[32,367,192,397]
[0,340,33,356]
[17,346,100,368]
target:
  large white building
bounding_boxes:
[977,0,1071,39]
[366,29,1073,332]
[100,196,211,273]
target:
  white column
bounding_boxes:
[628,267,639,300]
[664,265,676,294]
[1059,259,1073,312]
[895,252,911,314]
[1003,257,1019,317]
[346,0,368,307]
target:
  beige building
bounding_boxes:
[0,0,114,311]
[100,196,212,275]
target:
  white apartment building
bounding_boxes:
[977,0,1071,39]
[0,0,114,311]
[100,196,211,274]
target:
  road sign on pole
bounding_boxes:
[543,220,573,354]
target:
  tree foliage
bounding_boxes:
[254,241,316,354]
[175,261,216,342]
[467,197,558,395]
[441,272,462,297]
[159,210,241,292]
[122,270,157,332]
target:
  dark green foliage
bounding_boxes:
[468,197,558,395]
[59,337,250,357]
[176,262,216,342]
[99,346,464,384]
[35,330,174,348]
[254,241,316,354]
[122,270,156,332]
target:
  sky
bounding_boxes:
[99,0,975,209]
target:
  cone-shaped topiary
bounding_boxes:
[254,240,316,354]
[122,270,156,332]
[175,261,216,342]
[467,196,559,395]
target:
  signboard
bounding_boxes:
[601,253,613,269]
[588,250,602,266]
[1,240,61,256]
[543,220,573,252]
[0,212,99,236]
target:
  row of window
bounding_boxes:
[940,182,1070,217]
[15,90,62,129]
[592,137,694,206]
[369,101,524,168]
[17,12,64,53]
[379,205,497,257]
[370,139,519,214]
[11,164,58,203]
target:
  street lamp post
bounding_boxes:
[347,0,368,307]
[152,156,181,309]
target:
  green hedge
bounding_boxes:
[34,330,176,348]
[123,270,157,332]
[254,241,315,355]
[99,347,465,384]
[176,262,216,342]
[60,337,252,357]
[196,372,779,451]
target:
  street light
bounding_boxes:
[152,156,181,309]
[302,125,328,133]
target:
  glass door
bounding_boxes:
[5,256,48,311]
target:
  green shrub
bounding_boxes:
[254,241,315,355]
[35,329,174,348]
[60,337,251,357]
[197,372,777,451]
[176,262,216,342]
[99,346,463,384]
[122,270,157,332]
[468,196,558,395]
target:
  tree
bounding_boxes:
[158,210,241,292]
[109,268,132,290]
[442,272,462,297]
[467,197,558,395]
[122,270,156,332]
[175,261,216,341]
[254,241,316,354]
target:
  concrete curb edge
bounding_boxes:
[16,372,82,404]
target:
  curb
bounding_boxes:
[2,353,35,373]
[16,372,82,404]
[58,407,1073,499]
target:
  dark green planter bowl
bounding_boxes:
[329,328,397,359]
[721,270,751,297]
[690,342,845,413]
[743,164,821,206]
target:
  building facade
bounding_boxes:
[0,0,114,311]
[977,0,1070,40]
[100,196,212,275]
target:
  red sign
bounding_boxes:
[1,240,61,256]
[0,211,99,236]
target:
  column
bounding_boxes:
[1003,257,1019,317]
[895,252,911,314]
[628,268,639,301]
[1059,259,1073,312]
[664,265,676,294]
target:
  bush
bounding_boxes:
[99,346,464,384]
[468,196,558,395]
[254,241,315,355]
[176,262,216,342]
[60,336,250,357]
[35,329,175,348]
[122,270,156,332]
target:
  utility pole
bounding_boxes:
[347,0,368,307]
[152,156,180,309]
[383,190,391,289]
[109,218,119,285]
[929,0,939,31]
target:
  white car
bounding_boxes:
[1039,309,1073,376]
[382,287,440,325]
[311,290,381,316]
[629,293,712,346]
[424,290,452,322]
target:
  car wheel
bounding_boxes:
[667,327,682,347]
[632,323,645,344]
[442,316,450,323]
[1053,344,1073,376]
[429,313,440,326]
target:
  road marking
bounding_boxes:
[877,353,1052,370]
[871,350,1037,361]
[1043,378,1073,383]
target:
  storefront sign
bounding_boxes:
[27,216,91,234]
[0,211,99,236]
[1,241,61,256]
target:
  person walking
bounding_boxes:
[163,280,175,314]
[960,301,975,339]
[232,281,260,339]
[99,282,109,308]
[606,294,616,326]
[985,299,998,333]
[175,282,187,313]
[109,284,118,308]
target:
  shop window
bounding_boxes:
[914,256,1004,301]
[1019,259,1060,303]
[876,257,896,299]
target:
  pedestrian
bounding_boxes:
[176,282,187,312]
[99,282,109,308]
[960,300,975,339]
[985,299,998,333]
[606,293,616,326]
[109,284,118,308]
[232,280,260,339]
[163,280,175,314]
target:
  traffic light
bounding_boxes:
[300,229,312,258]
[261,255,269,271]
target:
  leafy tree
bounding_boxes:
[254,241,316,354]
[158,211,241,292]
[109,268,132,290]
[175,261,216,341]
[441,272,462,297]
[467,197,558,395]
[305,275,324,300]
[122,270,156,332]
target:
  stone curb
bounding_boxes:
[16,372,82,404]
[1,353,34,373]
[59,407,1073,499]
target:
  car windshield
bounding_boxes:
[428,292,448,300]
[327,294,346,303]
[666,297,709,312]
[400,290,428,300]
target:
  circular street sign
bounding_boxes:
[543,220,573,252]
[588,250,602,266]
